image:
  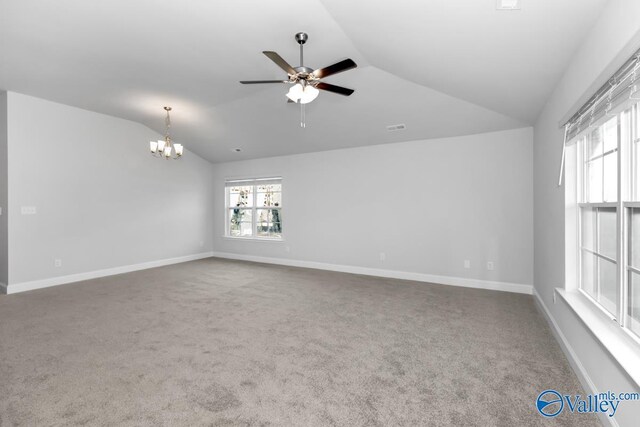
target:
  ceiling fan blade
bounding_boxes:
[239,80,289,84]
[311,59,357,79]
[263,51,296,75]
[315,82,354,96]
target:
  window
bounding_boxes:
[575,102,640,340]
[225,178,282,240]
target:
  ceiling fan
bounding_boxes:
[240,32,357,126]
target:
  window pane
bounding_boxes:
[628,271,640,337]
[581,207,595,251]
[272,221,282,236]
[256,226,269,237]
[634,139,640,201]
[603,117,618,153]
[603,153,617,202]
[581,250,596,299]
[634,104,640,199]
[588,127,603,159]
[256,208,282,238]
[257,183,281,193]
[630,208,640,268]
[586,157,603,202]
[257,191,282,207]
[240,222,253,236]
[598,207,617,260]
[598,258,617,314]
[229,208,252,237]
[256,209,271,236]
[229,186,253,207]
[271,209,282,229]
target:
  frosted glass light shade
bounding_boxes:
[174,144,183,156]
[158,139,167,151]
[163,146,172,157]
[149,140,158,153]
[286,83,303,102]
[299,85,319,104]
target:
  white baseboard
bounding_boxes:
[5,252,215,295]
[533,289,619,427]
[211,251,533,295]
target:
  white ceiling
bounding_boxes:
[0,0,607,163]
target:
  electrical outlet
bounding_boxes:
[21,206,37,215]
[54,259,62,268]
[464,260,471,269]
[285,246,291,253]
[487,261,494,271]
[379,252,386,262]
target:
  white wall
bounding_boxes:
[533,0,640,424]
[5,92,214,288]
[0,91,7,287]
[213,127,534,290]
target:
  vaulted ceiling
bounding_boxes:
[0,0,607,162]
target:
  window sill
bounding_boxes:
[221,236,285,243]
[556,288,640,387]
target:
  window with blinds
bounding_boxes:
[563,48,640,341]
[225,178,282,240]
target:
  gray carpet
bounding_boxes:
[0,258,598,426]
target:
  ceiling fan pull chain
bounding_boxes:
[300,103,305,128]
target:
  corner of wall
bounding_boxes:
[0,90,8,287]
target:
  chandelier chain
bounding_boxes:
[165,109,171,140]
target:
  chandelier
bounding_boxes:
[149,106,184,159]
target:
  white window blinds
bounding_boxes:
[225,177,283,187]
[558,48,640,185]
[565,50,640,142]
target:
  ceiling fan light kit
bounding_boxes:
[286,81,319,104]
[149,106,184,160]
[240,32,357,127]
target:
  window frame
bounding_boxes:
[224,178,283,241]
[575,103,640,345]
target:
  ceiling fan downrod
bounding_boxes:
[295,32,307,67]
[296,32,309,128]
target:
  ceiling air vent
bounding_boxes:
[386,124,406,132]
[497,0,521,10]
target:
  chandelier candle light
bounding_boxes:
[149,106,184,160]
